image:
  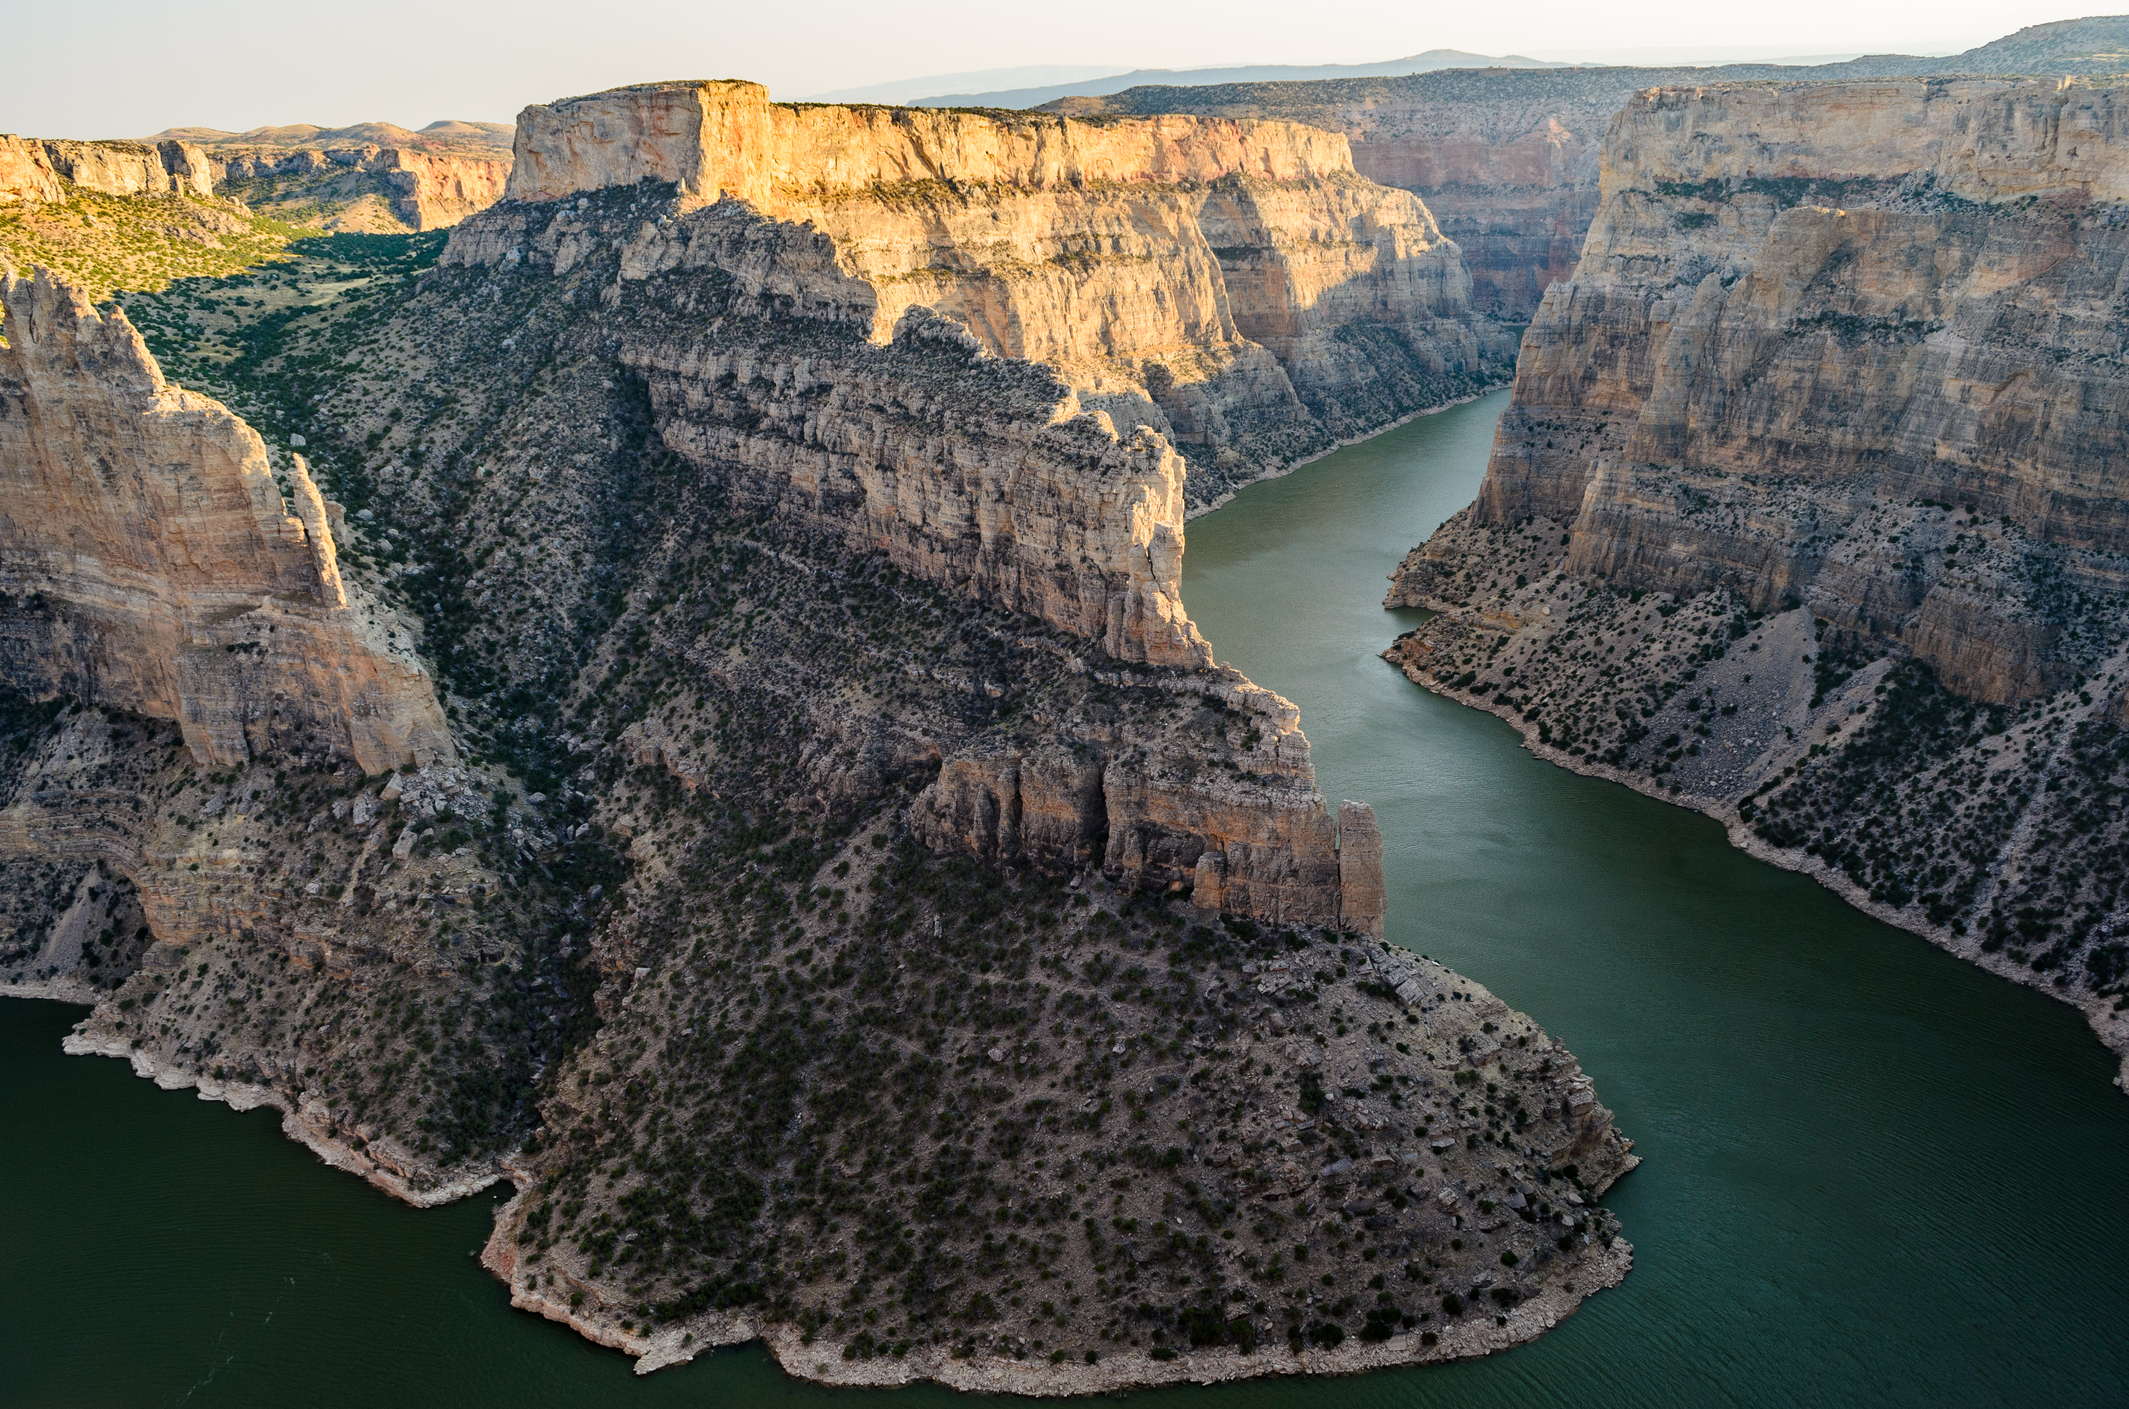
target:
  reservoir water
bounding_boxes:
[7,389,2127,1406]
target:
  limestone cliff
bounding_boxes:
[480,80,1509,509]
[212,144,510,231]
[1386,78,2129,1077]
[434,180,1374,934]
[0,267,451,773]
[0,136,64,204]
[1046,16,2129,320]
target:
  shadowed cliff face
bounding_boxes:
[1473,79,2129,705]
[1386,78,2129,1080]
[0,268,451,773]
[480,80,1512,511]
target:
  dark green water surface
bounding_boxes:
[7,390,2126,1407]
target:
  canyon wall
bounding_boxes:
[0,75,1640,1383]
[486,80,1509,510]
[1044,16,2129,320]
[1385,77,2129,1073]
[0,136,64,203]
[213,144,511,230]
[0,267,451,773]
[1467,78,2129,704]
[442,171,1382,933]
[1,131,509,232]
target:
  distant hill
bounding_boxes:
[801,64,1131,106]
[901,49,1569,110]
[145,119,513,156]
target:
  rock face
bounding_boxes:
[440,179,1377,932]
[35,139,213,198]
[0,268,451,773]
[1385,78,2129,1078]
[5,128,509,232]
[488,80,1510,509]
[0,136,64,203]
[1460,78,2129,704]
[1045,16,2129,320]
[212,144,511,230]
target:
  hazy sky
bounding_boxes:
[0,0,2094,137]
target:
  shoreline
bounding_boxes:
[479,1176,1634,1389]
[0,980,512,1208]
[1388,662,2129,1092]
[1184,383,1510,523]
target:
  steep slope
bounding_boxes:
[1385,78,2129,1078]
[0,269,450,772]
[0,77,1634,1392]
[492,80,1509,512]
[1044,15,2129,319]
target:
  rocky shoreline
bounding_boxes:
[1182,384,1511,523]
[0,981,511,1208]
[1383,635,2129,1091]
[478,1172,1632,1389]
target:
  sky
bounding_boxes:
[0,0,2097,137]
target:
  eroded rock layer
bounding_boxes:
[1046,16,2129,320]
[477,80,1510,509]
[1387,78,2129,1077]
[0,268,451,773]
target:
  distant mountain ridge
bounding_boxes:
[898,49,1568,110]
[147,119,513,156]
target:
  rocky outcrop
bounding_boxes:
[0,267,451,773]
[35,139,213,199]
[477,80,1510,509]
[433,180,1373,929]
[0,135,63,204]
[213,144,511,229]
[1386,78,2129,1078]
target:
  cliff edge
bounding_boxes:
[1387,77,2129,1079]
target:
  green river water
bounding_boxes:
[6,389,2126,1407]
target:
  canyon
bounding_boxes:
[0,78,1632,1390]
[1048,14,2129,320]
[1385,76,2129,1079]
[0,123,511,233]
[485,79,1511,511]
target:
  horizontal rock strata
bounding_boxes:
[1387,77,2129,1078]
[0,74,1637,1393]
[1045,17,2129,319]
[473,79,1511,509]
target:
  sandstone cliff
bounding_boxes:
[0,136,64,204]
[0,267,451,773]
[481,80,1508,509]
[1386,78,2129,1077]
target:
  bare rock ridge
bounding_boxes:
[1045,14,2129,320]
[483,79,1511,510]
[1387,77,2129,1075]
[0,267,451,773]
